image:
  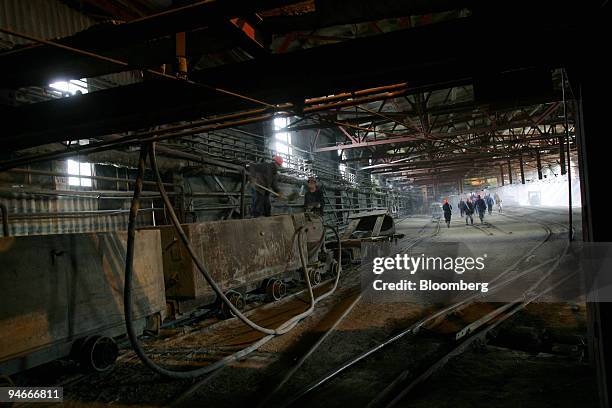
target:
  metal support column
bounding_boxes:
[500,164,505,186]
[519,155,525,184]
[507,160,513,184]
[536,150,543,180]
[240,169,247,219]
[176,32,187,78]
[559,135,567,175]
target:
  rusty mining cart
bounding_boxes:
[0,230,166,375]
[326,210,404,265]
[158,213,336,319]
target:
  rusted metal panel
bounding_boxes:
[159,215,317,300]
[0,230,165,374]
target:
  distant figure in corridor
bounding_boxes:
[475,194,487,223]
[494,192,503,213]
[249,155,284,217]
[464,198,475,225]
[458,198,466,217]
[485,194,495,215]
[442,199,452,228]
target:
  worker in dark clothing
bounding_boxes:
[442,199,452,228]
[465,199,475,225]
[458,198,466,217]
[248,155,283,217]
[485,194,495,215]
[304,176,325,216]
[475,194,487,223]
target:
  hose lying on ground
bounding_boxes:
[124,142,342,378]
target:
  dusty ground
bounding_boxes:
[10,206,597,407]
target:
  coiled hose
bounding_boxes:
[124,142,342,378]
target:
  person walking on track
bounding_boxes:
[485,194,494,215]
[475,194,487,223]
[464,198,475,225]
[442,199,452,228]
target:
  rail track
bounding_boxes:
[264,211,570,408]
[373,248,574,408]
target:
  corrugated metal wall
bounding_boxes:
[0,192,151,236]
[0,0,93,47]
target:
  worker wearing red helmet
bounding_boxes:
[248,155,284,217]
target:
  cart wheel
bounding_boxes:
[145,313,162,335]
[309,270,322,286]
[0,375,13,387]
[266,279,287,301]
[78,336,118,373]
[219,290,245,319]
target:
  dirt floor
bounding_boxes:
[8,206,598,408]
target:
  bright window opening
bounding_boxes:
[49,78,88,95]
[273,116,292,165]
[66,139,93,187]
[67,159,92,187]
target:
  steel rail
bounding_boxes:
[381,246,573,408]
[258,218,440,407]
[281,212,562,406]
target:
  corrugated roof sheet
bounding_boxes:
[0,0,93,48]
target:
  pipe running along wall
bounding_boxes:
[123,142,342,378]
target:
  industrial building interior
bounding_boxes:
[0,0,611,407]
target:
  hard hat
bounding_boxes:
[272,155,284,166]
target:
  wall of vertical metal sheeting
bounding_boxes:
[0,0,93,47]
[0,1,141,87]
[0,192,151,237]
